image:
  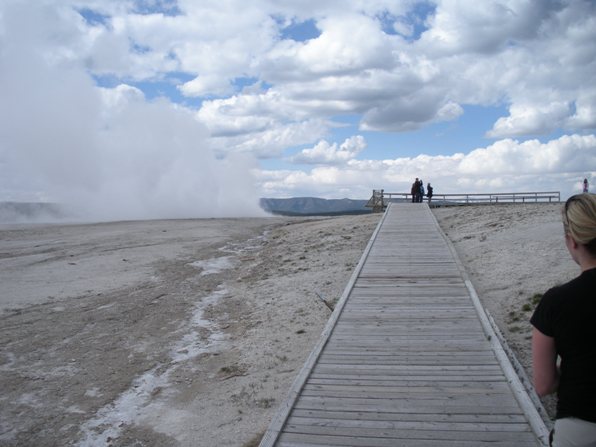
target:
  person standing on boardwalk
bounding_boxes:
[411,178,419,203]
[427,183,433,203]
[418,180,425,203]
[584,178,589,193]
[531,193,596,446]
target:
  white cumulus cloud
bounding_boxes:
[291,136,367,165]
[259,134,596,199]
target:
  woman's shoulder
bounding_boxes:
[543,269,595,303]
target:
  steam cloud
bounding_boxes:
[0,3,264,221]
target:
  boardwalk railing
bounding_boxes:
[375,191,560,206]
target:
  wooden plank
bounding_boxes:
[309,373,508,383]
[319,350,497,358]
[289,409,529,424]
[316,357,498,366]
[277,432,539,447]
[282,423,535,442]
[336,311,480,318]
[300,384,517,399]
[331,324,482,331]
[338,313,479,320]
[312,363,503,372]
[325,338,492,346]
[293,396,523,414]
[321,349,496,357]
[306,378,511,390]
[286,415,532,433]
[316,356,498,363]
[340,305,477,311]
[277,433,539,447]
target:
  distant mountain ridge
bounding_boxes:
[260,197,370,216]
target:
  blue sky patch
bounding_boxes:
[77,8,111,26]
[279,18,321,41]
[132,0,181,16]
[402,1,436,41]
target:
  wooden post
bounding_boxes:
[365,189,386,212]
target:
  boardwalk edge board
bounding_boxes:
[259,204,390,447]
[484,308,553,429]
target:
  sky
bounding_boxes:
[1,0,595,219]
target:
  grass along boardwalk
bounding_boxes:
[260,203,548,447]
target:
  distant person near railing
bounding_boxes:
[410,178,428,203]
[427,183,433,203]
[418,179,424,203]
[584,178,589,193]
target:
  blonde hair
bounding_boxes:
[563,193,596,255]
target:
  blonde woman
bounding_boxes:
[531,194,596,446]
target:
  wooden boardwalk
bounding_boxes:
[260,203,548,447]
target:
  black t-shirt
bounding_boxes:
[530,267,596,422]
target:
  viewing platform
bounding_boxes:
[260,203,548,446]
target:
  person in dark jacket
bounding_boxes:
[411,178,419,203]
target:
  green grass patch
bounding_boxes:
[530,293,543,305]
[521,303,533,312]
